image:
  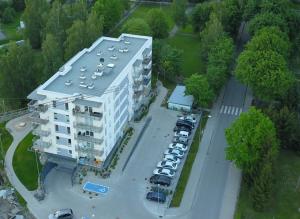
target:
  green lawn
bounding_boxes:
[170,114,208,207]
[0,12,23,45]
[13,133,41,191]
[167,34,204,77]
[235,150,300,219]
[0,122,13,162]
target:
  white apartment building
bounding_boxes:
[27,34,152,169]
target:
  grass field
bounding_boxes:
[167,34,204,77]
[0,12,23,45]
[235,150,300,219]
[170,114,208,207]
[13,133,42,191]
[0,122,13,162]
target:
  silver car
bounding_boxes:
[48,209,73,219]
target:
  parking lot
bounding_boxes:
[39,85,199,219]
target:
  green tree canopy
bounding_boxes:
[242,0,261,21]
[185,74,214,108]
[160,44,183,80]
[206,36,234,92]
[121,18,151,36]
[0,42,38,108]
[191,2,215,32]
[246,26,290,58]
[2,7,16,24]
[146,8,169,39]
[23,0,49,49]
[225,107,279,181]
[235,50,293,101]
[12,0,25,12]
[259,0,289,17]
[248,12,287,36]
[171,0,187,26]
[41,34,63,81]
[86,11,104,46]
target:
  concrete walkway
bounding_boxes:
[4,114,40,218]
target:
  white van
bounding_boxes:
[174,130,189,138]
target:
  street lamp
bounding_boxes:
[34,148,40,188]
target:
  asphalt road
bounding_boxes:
[188,77,247,219]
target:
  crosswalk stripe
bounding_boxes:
[231,107,235,115]
[220,105,224,113]
[235,107,239,115]
[224,106,228,114]
[239,108,243,115]
[227,106,231,114]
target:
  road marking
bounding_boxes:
[227,106,231,114]
[239,108,243,115]
[224,106,228,114]
[220,105,224,113]
[235,107,239,115]
[231,107,235,115]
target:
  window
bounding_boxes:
[67,127,70,134]
[68,139,71,144]
[54,113,58,120]
[65,103,69,110]
[69,150,72,154]
[55,125,58,131]
[56,136,60,140]
[53,101,57,108]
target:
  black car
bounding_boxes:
[176,120,193,130]
[173,125,191,134]
[146,191,166,203]
[150,175,171,186]
[177,119,194,128]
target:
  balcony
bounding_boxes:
[33,139,51,151]
[133,73,143,82]
[75,134,103,144]
[29,112,49,125]
[72,109,103,120]
[32,127,50,137]
[143,68,151,78]
[73,122,103,133]
[28,101,48,113]
[75,145,104,157]
[142,57,152,65]
[133,90,143,99]
[133,84,143,92]
[143,78,151,86]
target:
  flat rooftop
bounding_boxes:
[42,34,150,96]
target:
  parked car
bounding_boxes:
[163,154,181,164]
[146,191,166,203]
[176,120,193,129]
[173,136,188,145]
[157,160,178,170]
[174,130,189,138]
[179,115,197,124]
[48,209,73,219]
[177,119,194,128]
[153,168,175,178]
[149,175,171,186]
[169,143,188,152]
[164,149,184,158]
[173,125,191,134]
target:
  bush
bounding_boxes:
[2,7,16,24]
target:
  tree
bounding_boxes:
[64,0,88,22]
[121,18,151,36]
[64,20,87,60]
[44,0,70,49]
[0,42,38,108]
[12,0,25,12]
[2,7,16,24]
[248,12,287,36]
[206,36,234,92]
[265,106,300,152]
[219,0,242,37]
[161,44,183,80]
[191,2,214,32]
[23,0,49,49]
[41,34,64,81]
[225,107,279,183]
[199,13,225,62]
[235,50,293,101]
[171,0,187,26]
[86,11,104,46]
[185,74,214,108]
[251,160,273,211]
[242,0,261,21]
[246,26,290,58]
[146,9,169,39]
[259,0,289,17]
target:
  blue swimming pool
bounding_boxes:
[83,182,109,194]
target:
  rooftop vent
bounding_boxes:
[91,74,97,80]
[123,47,128,53]
[80,66,87,72]
[65,80,72,86]
[97,51,102,56]
[59,66,65,72]
[88,83,94,89]
[94,68,103,76]
[107,63,115,68]
[124,40,130,45]
[79,74,86,80]
[108,46,115,51]
[120,36,124,41]
[97,63,104,68]
[79,82,87,88]
[118,48,124,53]
[110,54,117,60]
[100,57,105,63]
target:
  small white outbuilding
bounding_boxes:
[168,85,194,112]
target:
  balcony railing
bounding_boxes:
[75,134,103,144]
[33,139,51,151]
[75,145,104,157]
[143,68,151,78]
[133,84,143,92]
[143,78,151,86]
[142,57,152,65]
[29,112,49,125]
[73,122,103,133]
[72,109,103,120]
[32,127,50,137]
[28,101,48,113]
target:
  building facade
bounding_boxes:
[27,34,152,169]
